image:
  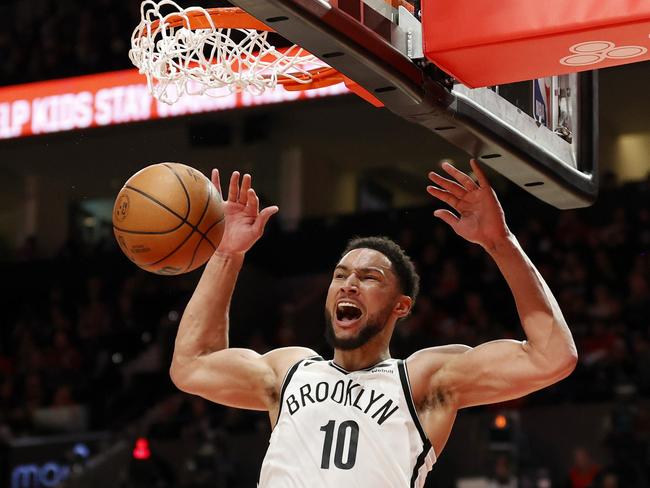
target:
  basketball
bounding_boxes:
[112,163,225,275]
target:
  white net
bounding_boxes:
[129,0,332,104]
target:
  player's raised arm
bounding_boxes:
[417,160,578,409]
[170,170,313,412]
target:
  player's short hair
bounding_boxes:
[341,236,420,303]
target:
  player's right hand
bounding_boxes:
[211,170,279,255]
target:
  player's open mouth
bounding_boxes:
[335,301,364,326]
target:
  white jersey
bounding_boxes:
[259,356,436,487]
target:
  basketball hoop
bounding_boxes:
[129,0,344,104]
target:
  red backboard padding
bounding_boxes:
[422,0,650,87]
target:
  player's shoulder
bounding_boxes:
[406,345,472,382]
[263,347,319,377]
[409,344,473,361]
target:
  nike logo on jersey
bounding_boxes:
[285,378,399,425]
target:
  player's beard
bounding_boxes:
[324,302,394,351]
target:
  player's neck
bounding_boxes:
[333,345,391,372]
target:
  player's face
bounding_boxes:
[324,249,403,350]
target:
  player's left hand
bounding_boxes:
[427,159,511,251]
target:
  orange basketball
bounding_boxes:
[112,163,225,275]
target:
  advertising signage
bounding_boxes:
[2,432,111,488]
[0,70,349,140]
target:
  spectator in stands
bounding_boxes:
[488,454,517,488]
[567,447,600,488]
[624,271,650,332]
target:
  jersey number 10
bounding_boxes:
[320,420,360,470]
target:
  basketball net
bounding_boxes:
[129,0,343,104]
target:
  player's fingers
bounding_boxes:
[228,171,240,202]
[211,169,222,197]
[442,162,478,192]
[245,188,259,215]
[433,209,460,229]
[428,171,466,199]
[239,174,252,204]
[470,159,491,189]
[256,205,279,233]
[426,185,459,210]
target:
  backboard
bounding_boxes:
[227,0,598,209]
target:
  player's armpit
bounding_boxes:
[170,346,316,411]
[430,339,576,409]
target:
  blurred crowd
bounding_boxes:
[0,0,135,86]
[0,256,180,439]
[0,0,235,87]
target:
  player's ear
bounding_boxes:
[394,295,412,318]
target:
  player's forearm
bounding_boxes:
[487,234,577,373]
[172,251,245,366]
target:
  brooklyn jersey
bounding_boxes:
[258,356,436,487]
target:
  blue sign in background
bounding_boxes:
[2,432,110,488]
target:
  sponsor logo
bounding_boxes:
[560,40,647,66]
[11,462,70,488]
[115,194,130,221]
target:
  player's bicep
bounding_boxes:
[170,348,278,411]
[435,339,562,409]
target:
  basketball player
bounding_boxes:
[170,160,577,486]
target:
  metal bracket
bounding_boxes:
[360,0,424,60]
[396,5,423,59]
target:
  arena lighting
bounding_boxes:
[72,442,90,459]
[494,414,508,429]
[0,69,349,140]
[489,413,516,449]
[132,438,151,460]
